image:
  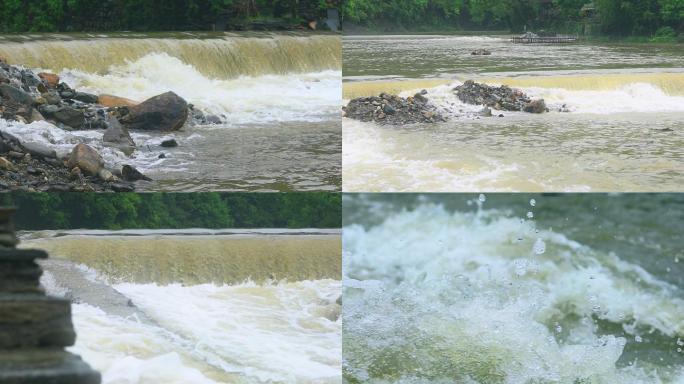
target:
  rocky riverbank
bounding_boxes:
[343,90,446,125]
[0,58,213,192]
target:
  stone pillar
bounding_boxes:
[0,208,100,384]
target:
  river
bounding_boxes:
[19,229,342,384]
[342,193,684,383]
[343,35,684,192]
[0,32,341,191]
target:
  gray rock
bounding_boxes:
[52,106,85,129]
[160,138,178,148]
[0,84,33,106]
[72,92,98,104]
[97,168,114,182]
[42,92,62,105]
[206,114,222,124]
[121,164,151,181]
[523,99,547,114]
[102,117,135,155]
[66,144,103,176]
[21,142,57,159]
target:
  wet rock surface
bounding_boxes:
[0,209,101,384]
[454,80,548,113]
[119,91,188,131]
[102,117,135,155]
[343,90,446,125]
[0,61,208,191]
[0,132,133,192]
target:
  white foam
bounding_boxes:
[74,280,342,384]
[419,80,684,116]
[527,83,684,114]
[343,204,684,383]
[0,118,166,172]
[60,52,341,125]
[69,304,222,384]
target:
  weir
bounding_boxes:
[342,72,684,99]
[0,208,100,384]
[24,233,342,285]
[0,33,341,79]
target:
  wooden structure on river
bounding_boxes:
[511,33,579,44]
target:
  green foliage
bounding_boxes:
[0,0,330,32]
[652,25,677,41]
[342,0,683,37]
[1,193,341,230]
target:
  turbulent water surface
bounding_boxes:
[0,32,341,191]
[21,230,342,384]
[343,194,684,384]
[343,35,684,192]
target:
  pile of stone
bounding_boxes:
[454,80,547,113]
[0,208,101,383]
[0,58,216,191]
[343,90,446,125]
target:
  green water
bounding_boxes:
[343,194,684,383]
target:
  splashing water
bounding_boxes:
[343,202,684,384]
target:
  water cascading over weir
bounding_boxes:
[0,208,100,384]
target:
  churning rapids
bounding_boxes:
[19,229,342,384]
[0,32,341,191]
[342,194,684,384]
[342,35,684,192]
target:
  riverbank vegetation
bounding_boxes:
[0,0,338,32]
[0,193,341,229]
[342,0,684,41]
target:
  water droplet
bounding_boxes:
[533,238,546,254]
[526,211,534,219]
[675,256,680,263]
[635,335,642,343]
[666,267,671,272]
[554,323,562,333]
[677,338,684,346]
[678,348,682,353]
[478,193,486,202]
[529,198,536,207]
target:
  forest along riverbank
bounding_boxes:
[343,194,684,384]
[20,229,342,384]
[0,32,341,192]
[342,35,684,192]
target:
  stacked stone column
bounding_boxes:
[0,208,100,384]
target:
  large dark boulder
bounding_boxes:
[120,91,188,131]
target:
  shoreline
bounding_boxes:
[342,24,683,45]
